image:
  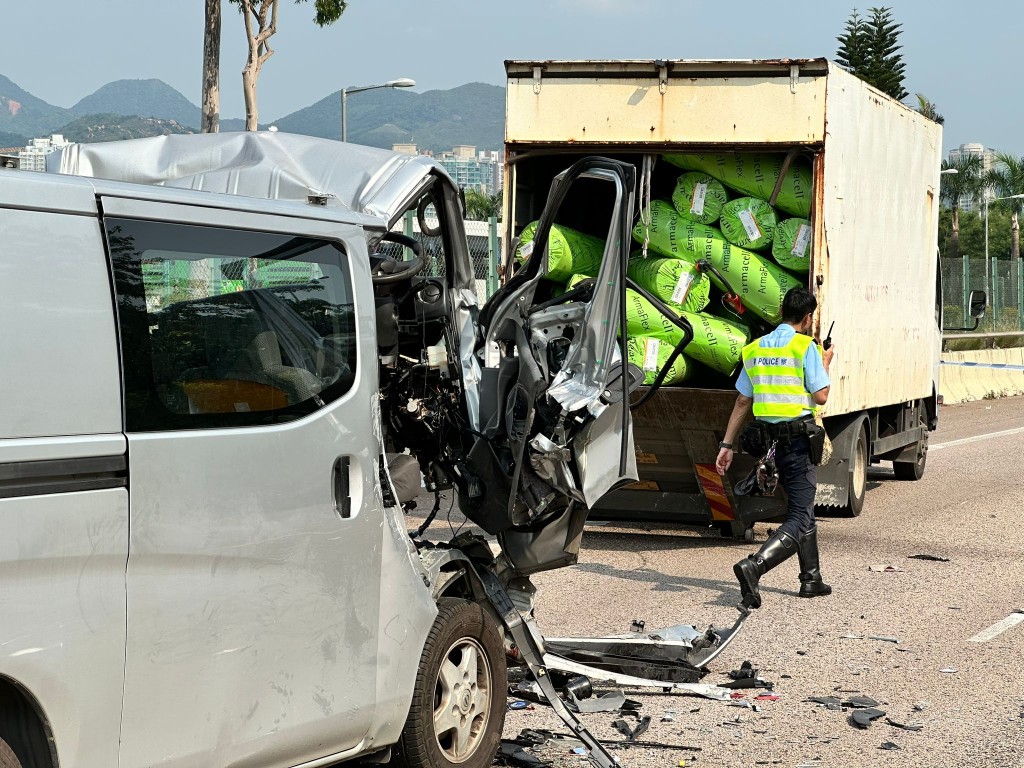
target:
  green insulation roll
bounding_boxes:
[624,288,749,375]
[671,172,729,225]
[516,221,604,282]
[632,200,802,325]
[626,335,690,385]
[772,218,813,273]
[719,197,777,251]
[627,255,711,313]
[664,152,813,218]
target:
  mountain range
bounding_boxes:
[0,76,505,152]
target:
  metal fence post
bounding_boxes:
[1017,259,1023,331]
[962,254,969,326]
[991,256,999,326]
[486,216,500,299]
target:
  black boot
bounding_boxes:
[797,525,832,598]
[733,531,798,609]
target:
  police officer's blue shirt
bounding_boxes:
[736,324,831,423]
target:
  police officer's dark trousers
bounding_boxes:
[734,434,831,608]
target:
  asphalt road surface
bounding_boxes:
[411,396,1024,768]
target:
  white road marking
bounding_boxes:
[930,425,1024,451]
[967,612,1024,643]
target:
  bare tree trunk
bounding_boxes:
[242,69,259,131]
[951,206,960,260]
[201,0,221,133]
[1013,211,1020,261]
[240,0,277,131]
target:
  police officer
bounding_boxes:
[715,287,835,609]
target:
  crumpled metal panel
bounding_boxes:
[50,131,452,229]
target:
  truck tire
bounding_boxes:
[893,415,928,481]
[396,598,506,768]
[840,423,868,517]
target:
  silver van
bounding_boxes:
[0,133,660,768]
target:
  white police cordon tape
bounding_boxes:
[940,361,1024,371]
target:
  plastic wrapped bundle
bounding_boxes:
[516,221,604,282]
[772,218,813,273]
[719,197,777,251]
[632,201,801,325]
[671,172,729,225]
[624,288,749,375]
[627,255,711,313]
[627,335,690,385]
[664,152,813,218]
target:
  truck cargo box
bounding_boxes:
[502,59,944,524]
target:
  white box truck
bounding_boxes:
[502,58,966,532]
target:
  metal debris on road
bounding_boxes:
[851,707,887,728]
[879,741,901,750]
[807,695,842,707]
[868,635,900,644]
[939,667,958,674]
[868,564,903,572]
[886,717,924,732]
[842,696,880,708]
[913,702,929,712]
[840,634,864,640]
[908,553,951,562]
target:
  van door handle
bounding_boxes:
[333,456,352,519]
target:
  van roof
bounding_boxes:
[49,132,451,228]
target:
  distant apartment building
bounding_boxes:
[3,134,74,172]
[948,143,999,212]
[391,143,503,195]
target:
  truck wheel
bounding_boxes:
[397,599,506,768]
[841,423,868,517]
[893,421,928,481]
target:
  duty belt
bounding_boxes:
[762,415,814,440]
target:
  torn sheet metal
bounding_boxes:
[546,612,749,678]
[541,654,734,701]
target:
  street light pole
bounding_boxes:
[341,77,416,142]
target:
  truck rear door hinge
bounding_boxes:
[656,61,668,95]
[790,64,800,94]
[533,66,543,95]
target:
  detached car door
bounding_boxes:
[103,200,383,768]
[460,158,639,573]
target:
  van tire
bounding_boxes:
[0,738,23,768]
[397,598,506,768]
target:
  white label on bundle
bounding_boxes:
[671,270,695,304]
[738,209,762,241]
[791,224,812,258]
[520,240,535,259]
[690,183,708,216]
[643,337,661,372]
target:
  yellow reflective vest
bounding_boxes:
[741,333,815,420]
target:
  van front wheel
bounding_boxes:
[397,599,507,768]
[0,738,23,768]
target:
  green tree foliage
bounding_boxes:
[230,0,348,130]
[915,93,944,125]
[940,154,983,259]
[835,7,908,101]
[464,189,502,221]
[939,207,1012,262]
[987,154,1024,261]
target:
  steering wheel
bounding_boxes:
[371,231,425,285]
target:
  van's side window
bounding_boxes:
[106,218,357,431]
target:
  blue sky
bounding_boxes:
[2,0,1017,156]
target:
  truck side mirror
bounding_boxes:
[944,289,987,332]
[969,290,987,320]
